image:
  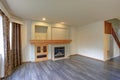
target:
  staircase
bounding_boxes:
[105,21,120,48]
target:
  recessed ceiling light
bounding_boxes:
[60,22,65,24]
[42,18,46,21]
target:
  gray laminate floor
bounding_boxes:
[7,55,120,80]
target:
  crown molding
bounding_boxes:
[0,0,12,15]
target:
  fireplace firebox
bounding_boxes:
[54,47,65,58]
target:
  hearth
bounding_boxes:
[54,47,65,58]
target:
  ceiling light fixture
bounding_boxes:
[60,22,65,24]
[42,18,46,21]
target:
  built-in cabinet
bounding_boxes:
[35,44,48,62]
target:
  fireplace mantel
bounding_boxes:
[30,40,72,45]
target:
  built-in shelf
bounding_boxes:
[30,40,72,45]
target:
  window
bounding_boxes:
[0,15,4,55]
[0,15,12,54]
[9,22,12,50]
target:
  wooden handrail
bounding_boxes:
[111,27,120,48]
[105,21,120,48]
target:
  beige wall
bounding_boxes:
[69,27,78,55]
[52,28,69,40]
[77,21,105,61]
[21,20,31,62]
[76,21,120,61]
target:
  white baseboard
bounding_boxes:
[105,55,120,61]
[76,54,105,62]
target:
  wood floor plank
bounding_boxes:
[7,55,120,80]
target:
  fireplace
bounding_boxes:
[51,44,69,60]
[54,47,65,58]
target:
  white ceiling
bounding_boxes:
[2,0,120,26]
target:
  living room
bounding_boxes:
[0,0,120,80]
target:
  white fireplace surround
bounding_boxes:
[51,44,70,60]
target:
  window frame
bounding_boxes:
[0,14,4,55]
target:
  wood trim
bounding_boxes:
[35,45,48,62]
[30,40,72,45]
[104,21,112,34]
